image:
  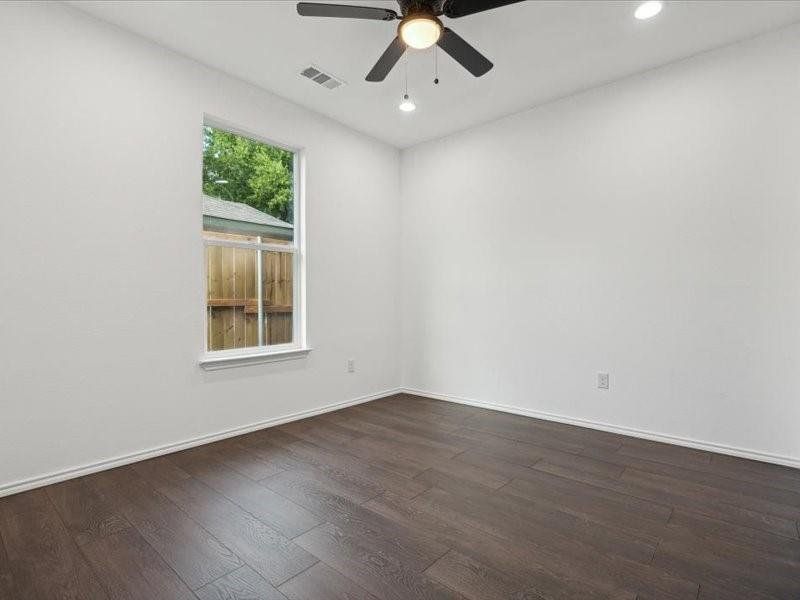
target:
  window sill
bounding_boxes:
[199,347,312,371]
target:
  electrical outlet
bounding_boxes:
[347,359,355,373]
[597,372,609,390]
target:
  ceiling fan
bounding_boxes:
[296,0,523,82]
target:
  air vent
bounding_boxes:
[300,65,345,90]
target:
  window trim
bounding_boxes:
[199,117,309,370]
[199,345,312,370]
[203,238,297,253]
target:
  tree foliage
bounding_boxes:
[202,126,294,223]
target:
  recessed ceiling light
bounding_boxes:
[399,94,416,112]
[635,0,663,20]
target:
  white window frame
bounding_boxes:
[199,118,309,370]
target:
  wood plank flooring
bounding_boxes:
[1,393,799,599]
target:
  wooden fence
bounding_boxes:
[206,245,293,350]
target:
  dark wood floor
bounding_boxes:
[1,394,799,600]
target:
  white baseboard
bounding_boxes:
[400,387,800,470]
[0,387,402,498]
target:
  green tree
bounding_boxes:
[202,126,294,223]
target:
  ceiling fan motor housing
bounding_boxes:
[398,0,447,18]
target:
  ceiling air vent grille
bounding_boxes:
[300,65,345,90]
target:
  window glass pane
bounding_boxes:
[205,246,294,351]
[262,250,293,346]
[206,245,258,351]
[202,126,294,243]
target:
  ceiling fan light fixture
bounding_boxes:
[399,93,416,112]
[399,16,442,50]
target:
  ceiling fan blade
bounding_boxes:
[365,36,406,82]
[436,28,493,77]
[296,2,398,20]
[443,0,523,18]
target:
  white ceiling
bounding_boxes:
[69,1,800,148]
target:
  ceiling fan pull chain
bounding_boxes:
[404,53,409,95]
[434,45,439,85]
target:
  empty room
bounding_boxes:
[1,0,799,598]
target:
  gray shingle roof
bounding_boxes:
[203,195,292,230]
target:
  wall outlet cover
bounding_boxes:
[598,372,609,390]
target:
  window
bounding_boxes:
[200,123,307,368]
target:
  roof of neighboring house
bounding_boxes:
[203,195,293,230]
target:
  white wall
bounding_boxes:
[0,2,401,493]
[400,24,800,465]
